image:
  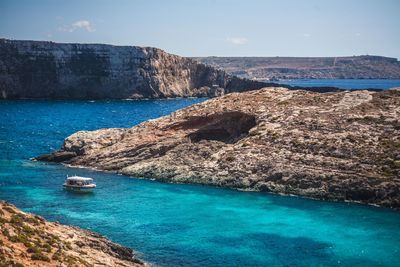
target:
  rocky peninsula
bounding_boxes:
[0,201,145,266]
[0,39,265,99]
[37,87,400,208]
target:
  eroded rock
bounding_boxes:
[35,151,77,162]
[0,201,145,266]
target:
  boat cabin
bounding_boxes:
[63,176,96,191]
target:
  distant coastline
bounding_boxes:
[194,56,400,80]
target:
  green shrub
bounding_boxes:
[10,214,24,226]
[9,233,29,245]
[31,252,50,262]
[52,253,61,261]
[2,228,10,238]
[0,260,24,267]
[42,243,52,253]
[25,217,41,225]
[22,224,36,236]
[27,246,41,254]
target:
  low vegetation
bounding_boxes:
[0,201,144,266]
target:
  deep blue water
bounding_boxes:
[273,79,400,89]
[1,99,400,267]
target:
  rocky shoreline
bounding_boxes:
[0,201,145,266]
[37,87,400,208]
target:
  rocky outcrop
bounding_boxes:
[0,39,265,99]
[0,201,145,266]
[37,87,400,208]
[194,56,400,80]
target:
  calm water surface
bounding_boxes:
[274,79,400,89]
[1,99,399,267]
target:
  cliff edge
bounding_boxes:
[0,39,265,99]
[37,87,400,208]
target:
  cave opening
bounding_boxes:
[178,111,257,144]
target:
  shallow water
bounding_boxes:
[1,99,400,266]
[273,79,400,89]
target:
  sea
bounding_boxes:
[1,80,400,266]
[273,79,400,89]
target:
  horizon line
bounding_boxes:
[2,37,399,61]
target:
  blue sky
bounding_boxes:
[0,0,399,58]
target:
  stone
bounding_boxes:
[35,151,77,162]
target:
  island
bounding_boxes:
[37,87,400,208]
[194,56,400,80]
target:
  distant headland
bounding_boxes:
[194,56,400,80]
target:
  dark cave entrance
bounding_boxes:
[169,111,257,144]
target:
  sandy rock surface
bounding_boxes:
[0,201,145,267]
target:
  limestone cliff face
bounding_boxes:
[0,39,265,99]
[37,87,400,208]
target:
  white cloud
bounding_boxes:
[302,33,311,37]
[226,37,248,45]
[58,20,96,33]
[355,33,361,37]
[70,20,95,32]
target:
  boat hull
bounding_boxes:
[63,185,96,192]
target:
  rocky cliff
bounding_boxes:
[0,201,145,266]
[194,56,400,80]
[0,39,265,99]
[37,87,400,208]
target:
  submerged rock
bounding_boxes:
[37,87,400,208]
[0,201,145,266]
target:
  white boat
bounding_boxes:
[63,176,96,192]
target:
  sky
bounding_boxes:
[0,0,399,58]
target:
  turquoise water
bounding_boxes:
[274,79,400,89]
[1,99,400,266]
